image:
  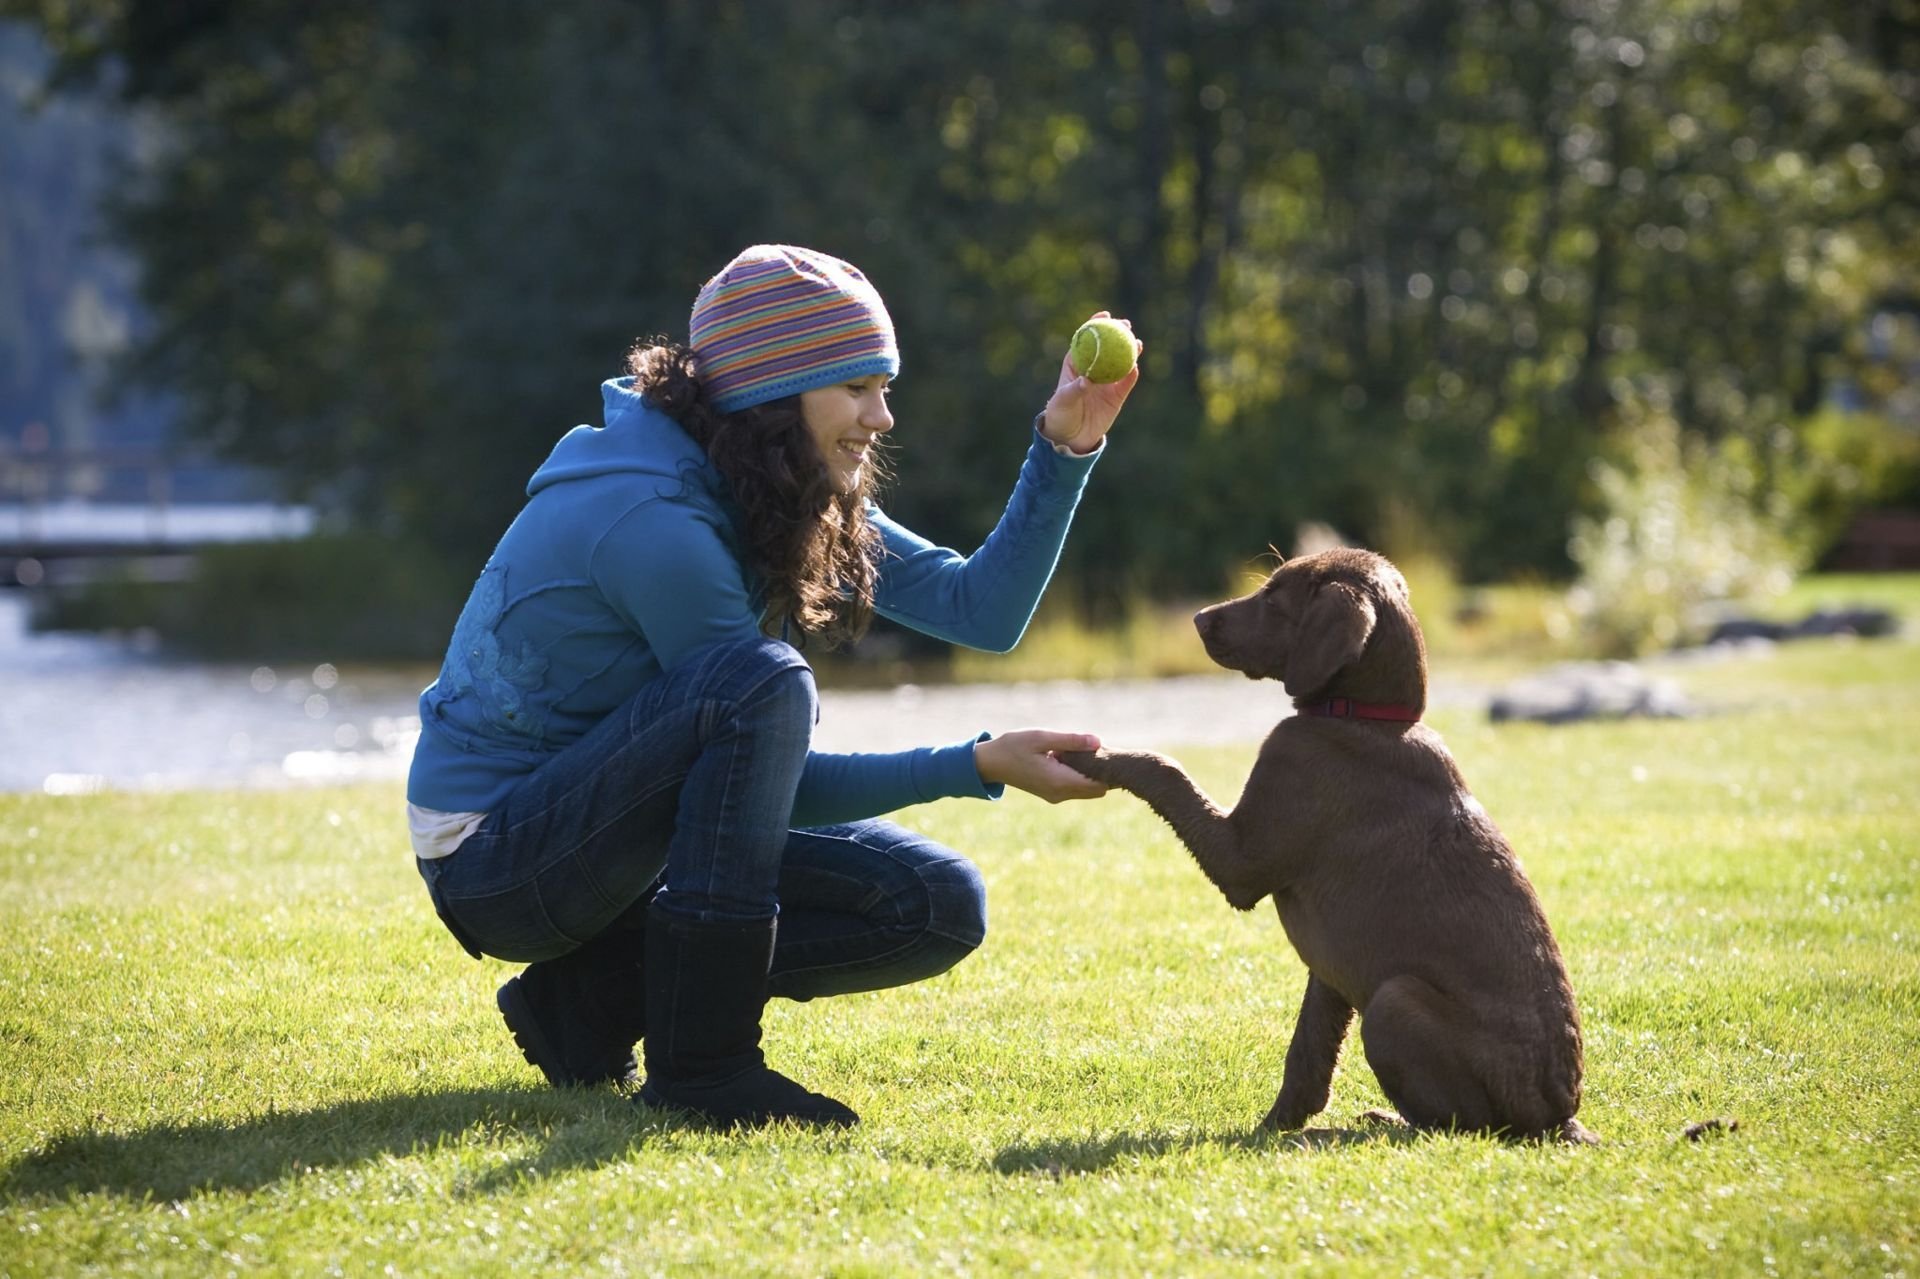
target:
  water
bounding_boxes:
[0,593,428,793]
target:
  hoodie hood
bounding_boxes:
[526,378,714,497]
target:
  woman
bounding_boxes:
[408,244,1139,1128]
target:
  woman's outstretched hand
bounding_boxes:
[975,729,1111,803]
[1038,312,1142,456]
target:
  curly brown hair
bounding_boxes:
[625,339,885,647]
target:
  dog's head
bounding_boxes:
[1193,548,1428,707]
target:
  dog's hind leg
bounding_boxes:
[1357,975,1499,1135]
[1260,973,1355,1130]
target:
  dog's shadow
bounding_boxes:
[1,1086,684,1203]
[991,1121,1413,1177]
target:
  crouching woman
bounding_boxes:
[406,245,1139,1127]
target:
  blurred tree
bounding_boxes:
[14,0,1918,618]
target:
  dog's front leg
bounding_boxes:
[1260,974,1355,1130]
[1058,749,1266,909]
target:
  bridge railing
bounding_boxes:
[0,446,314,557]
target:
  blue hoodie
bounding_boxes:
[407,377,1102,820]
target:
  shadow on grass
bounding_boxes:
[992,1122,1412,1176]
[1,1085,682,1203]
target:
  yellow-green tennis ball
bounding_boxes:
[1069,317,1137,383]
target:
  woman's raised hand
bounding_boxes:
[1038,312,1142,456]
[974,729,1111,803]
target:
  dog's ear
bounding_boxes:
[1283,581,1376,699]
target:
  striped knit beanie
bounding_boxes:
[689,244,900,414]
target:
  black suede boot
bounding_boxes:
[497,901,649,1088]
[636,902,858,1128]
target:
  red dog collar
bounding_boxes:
[1297,697,1421,723]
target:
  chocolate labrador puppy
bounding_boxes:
[1062,548,1596,1143]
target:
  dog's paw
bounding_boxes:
[1055,749,1107,780]
[1562,1118,1603,1146]
[1356,1108,1410,1129]
[1259,1104,1316,1132]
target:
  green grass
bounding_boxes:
[4,637,1919,1275]
[1777,570,1920,618]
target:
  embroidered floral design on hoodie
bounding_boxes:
[440,563,550,745]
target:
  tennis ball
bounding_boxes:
[1069,317,1138,383]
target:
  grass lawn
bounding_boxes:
[3,631,1917,1276]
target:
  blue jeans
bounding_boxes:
[415,637,988,1000]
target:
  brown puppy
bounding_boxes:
[1062,548,1596,1144]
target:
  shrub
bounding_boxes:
[1782,406,1920,559]
[42,531,470,662]
[1567,411,1804,655]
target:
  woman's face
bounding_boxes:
[799,375,894,493]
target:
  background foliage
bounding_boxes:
[12,0,1920,620]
